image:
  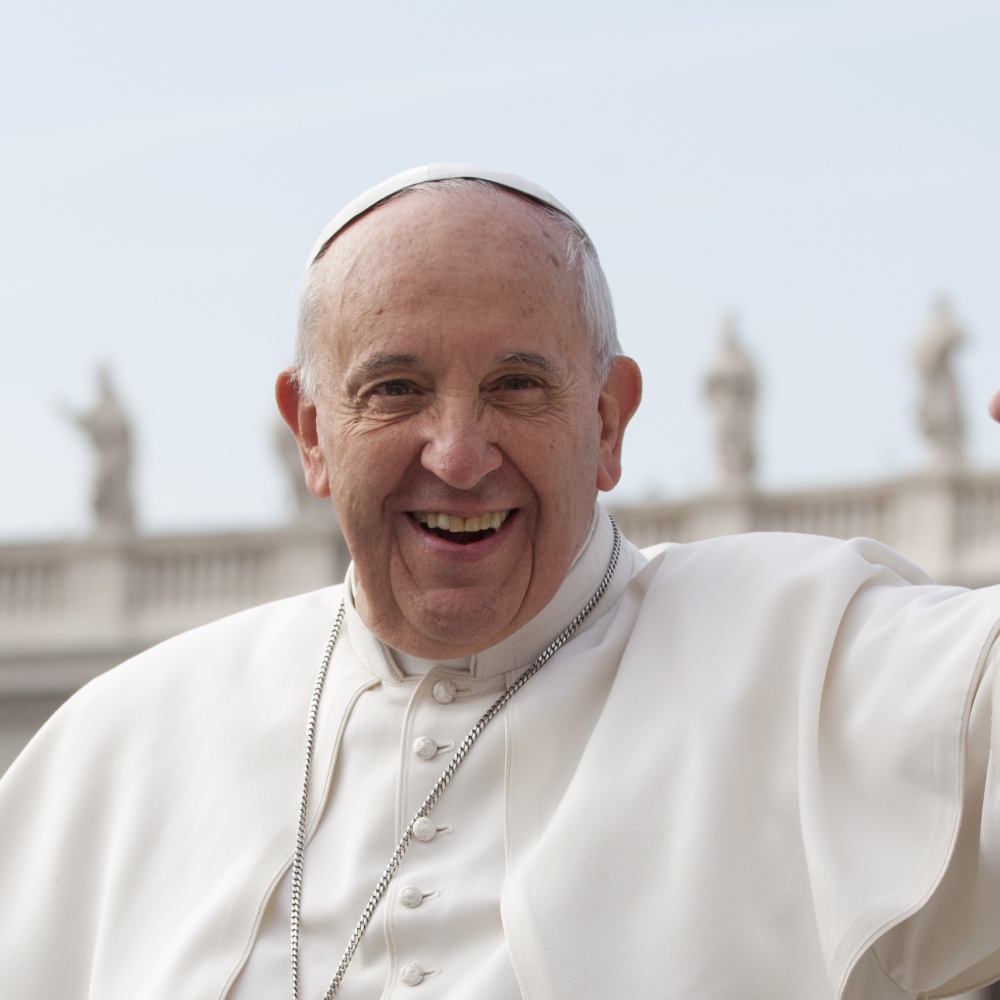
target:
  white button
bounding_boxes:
[411,816,438,842]
[399,885,425,908]
[400,963,425,986]
[412,736,438,760]
[432,679,457,704]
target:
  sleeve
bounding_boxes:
[851,641,1000,997]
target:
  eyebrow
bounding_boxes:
[346,350,566,386]
[347,353,421,385]
[497,352,564,376]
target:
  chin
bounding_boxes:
[399,599,517,657]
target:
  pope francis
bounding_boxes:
[1,165,1000,1000]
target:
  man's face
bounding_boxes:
[280,188,638,657]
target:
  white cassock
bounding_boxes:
[1,507,999,999]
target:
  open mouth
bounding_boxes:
[411,509,513,544]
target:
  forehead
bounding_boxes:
[317,187,580,317]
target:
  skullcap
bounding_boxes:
[307,163,583,267]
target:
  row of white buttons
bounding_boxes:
[398,882,437,986]
[399,674,468,986]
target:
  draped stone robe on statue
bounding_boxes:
[1,508,999,999]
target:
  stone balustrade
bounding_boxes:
[2,465,999,771]
[610,468,1000,590]
[0,526,348,656]
[0,523,349,766]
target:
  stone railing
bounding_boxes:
[5,468,999,666]
[0,524,349,691]
[3,466,999,772]
[127,539,275,618]
[752,487,889,540]
[611,468,1000,590]
[0,520,349,772]
[0,550,68,623]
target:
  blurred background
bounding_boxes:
[1,8,1000,994]
[1,0,998,539]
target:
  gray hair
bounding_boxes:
[293,178,620,400]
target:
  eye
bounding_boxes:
[372,380,417,397]
[496,374,541,391]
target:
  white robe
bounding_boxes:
[1,512,999,999]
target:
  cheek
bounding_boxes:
[552,416,602,483]
[327,429,418,532]
[522,440,598,521]
[321,416,392,482]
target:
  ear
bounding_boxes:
[595,356,643,492]
[275,369,331,498]
[989,390,1000,424]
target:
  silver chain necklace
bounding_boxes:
[290,518,622,1000]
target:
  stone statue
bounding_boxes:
[62,366,135,534]
[914,298,966,470]
[704,316,758,491]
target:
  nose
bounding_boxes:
[420,399,502,489]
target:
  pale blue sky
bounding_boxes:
[2,0,998,538]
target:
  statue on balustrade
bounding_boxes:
[63,366,135,534]
[704,315,758,491]
[914,298,966,470]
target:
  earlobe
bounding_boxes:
[275,369,331,498]
[595,357,643,492]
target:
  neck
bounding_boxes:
[343,506,616,682]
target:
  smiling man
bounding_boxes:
[1,165,1000,1000]
[277,176,638,657]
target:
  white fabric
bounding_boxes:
[1,512,999,999]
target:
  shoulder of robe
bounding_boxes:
[621,530,976,680]
[0,586,353,999]
[640,530,939,593]
[5,584,348,781]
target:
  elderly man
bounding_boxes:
[1,165,999,1000]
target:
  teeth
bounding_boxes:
[415,510,510,533]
